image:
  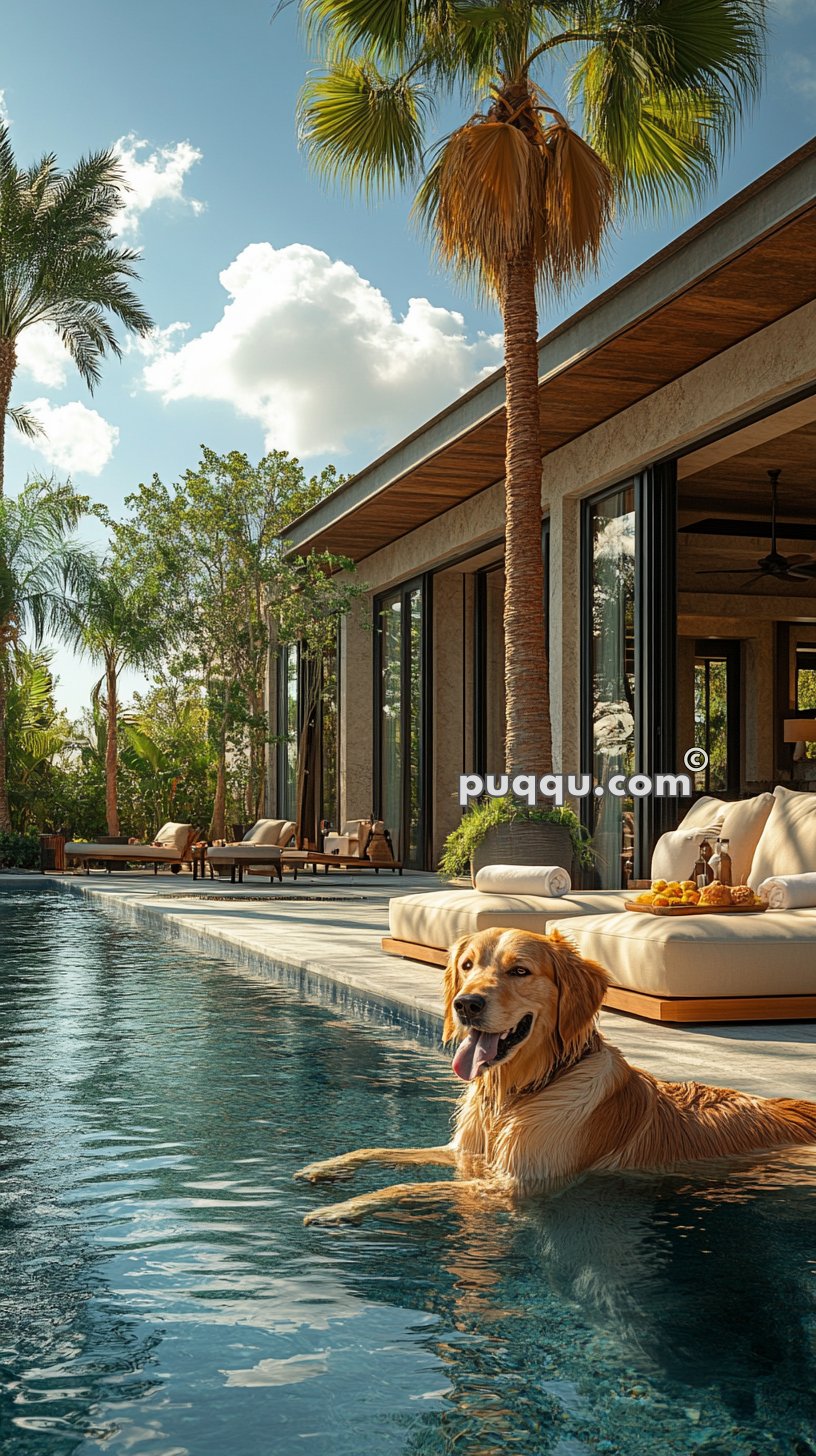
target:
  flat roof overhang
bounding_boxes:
[285,139,816,564]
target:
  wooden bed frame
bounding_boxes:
[380,937,816,1025]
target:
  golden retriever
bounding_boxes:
[297,927,816,1225]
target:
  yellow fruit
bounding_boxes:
[652,879,668,892]
[653,894,670,906]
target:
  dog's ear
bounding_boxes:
[442,935,470,1043]
[548,930,608,1060]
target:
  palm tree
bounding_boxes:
[74,567,167,836]
[4,646,68,832]
[0,479,96,830]
[297,0,764,774]
[0,123,153,493]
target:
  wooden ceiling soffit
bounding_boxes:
[302,204,816,563]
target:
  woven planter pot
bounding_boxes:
[470,822,573,887]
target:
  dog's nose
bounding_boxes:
[454,993,486,1023]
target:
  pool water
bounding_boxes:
[2,890,816,1456]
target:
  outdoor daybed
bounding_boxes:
[65,822,197,874]
[384,787,816,1023]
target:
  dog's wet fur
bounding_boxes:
[297,928,816,1224]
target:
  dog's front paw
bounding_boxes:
[304,1200,364,1227]
[295,1158,355,1184]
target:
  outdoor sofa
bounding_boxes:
[65,822,197,874]
[384,786,816,1023]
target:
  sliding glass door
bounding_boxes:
[474,565,506,774]
[582,467,677,886]
[583,485,637,886]
[375,579,429,868]
[276,641,300,821]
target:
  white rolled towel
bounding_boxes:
[757,873,816,910]
[474,864,572,897]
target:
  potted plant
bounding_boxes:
[439,796,593,884]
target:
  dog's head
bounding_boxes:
[443,928,608,1085]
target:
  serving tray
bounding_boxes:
[624,901,766,916]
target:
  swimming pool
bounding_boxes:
[2,888,816,1456]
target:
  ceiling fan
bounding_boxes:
[697,469,816,586]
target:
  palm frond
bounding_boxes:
[568,0,764,211]
[415,107,613,298]
[299,60,428,193]
[6,404,45,440]
[416,119,547,292]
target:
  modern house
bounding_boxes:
[268,138,816,888]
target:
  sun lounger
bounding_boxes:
[65,823,197,874]
[201,819,296,883]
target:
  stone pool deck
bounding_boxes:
[7,867,816,1099]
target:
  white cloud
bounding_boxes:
[18,398,119,476]
[785,53,816,98]
[140,242,503,458]
[113,134,204,235]
[0,90,10,125]
[17,323,72,388]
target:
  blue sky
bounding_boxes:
[4,0,816,714]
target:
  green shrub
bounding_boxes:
[439,795,593,879]
[0,831,41,870]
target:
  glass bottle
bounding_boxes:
[719,838,732,886]
[692,840,708,888]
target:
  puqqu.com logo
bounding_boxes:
[459,750,709,807]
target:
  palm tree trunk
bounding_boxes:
[105,657,121,836]
[501,247,552,777]
[0,654,12,831]
[210,725,227,840]
[0,338,17,498]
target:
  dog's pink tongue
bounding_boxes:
[452,1030,501,1081]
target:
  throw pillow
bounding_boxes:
[748,786,816,889]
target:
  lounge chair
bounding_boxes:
[65,822,197,875]
[203,819,296,883]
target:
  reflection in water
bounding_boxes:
[1,890,816,1456]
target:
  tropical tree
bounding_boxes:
[73,564,170,836]
[117,448,362,838]
[3,645,69,831]
[0,479,96,830]
[0,123,153,493]
[298,0,765,773]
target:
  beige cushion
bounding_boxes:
[65,842,188,861]
[552,907,816,999]
[207,844,282,863]
[719,793,775,885]
[677,796,729,830]
[153,822,193,853]
[388,889,629,951]
[242,819,286,846]
[324,833,352,856]
[650,828,720,883]
[278,820,296,847]
[748,786,816,890]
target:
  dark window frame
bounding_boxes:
[373,574,433,869]
[276,640,301,821]
[693,639,741,796]
[580,465,677,885]
[472,522,549,777]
